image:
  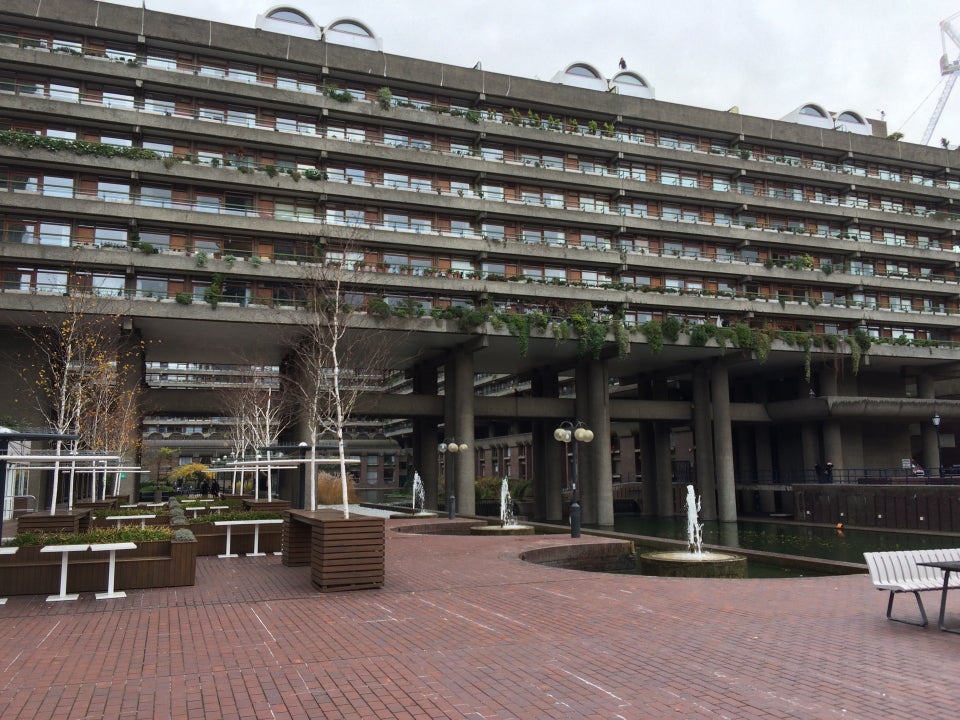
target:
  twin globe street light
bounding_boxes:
[553,421,594,538]
[439,439,468,519]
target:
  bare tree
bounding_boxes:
[14,291,140,512]
[286,240,390,517]
[220,365,291,499]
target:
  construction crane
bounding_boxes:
[921,11,960,146]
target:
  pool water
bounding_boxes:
[613,515,960,565]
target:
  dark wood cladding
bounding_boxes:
[284,510,385,591]
[0,540,196,596]
[16,510,91,534]
[793,485,960,531]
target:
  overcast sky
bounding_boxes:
[119,0,960,148]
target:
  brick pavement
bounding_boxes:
[0,518,956,719]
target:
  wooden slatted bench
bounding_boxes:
[863,548,960,626]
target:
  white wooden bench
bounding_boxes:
[863,548,960,626]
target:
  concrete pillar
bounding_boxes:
[711,363,737,522]
[637,379,657,516]
[692,364,717,521]
[531,368,562,522]
[411,364,440,509]
[818,366,842,476]
[919,374,941,477]
[574,366,595,525]
[586,359,614,527]
[452,348,476,516]
[653,378,674,517]
[801,422,820,482]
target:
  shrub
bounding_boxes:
[172,528,196,542]
[315,471,359,505]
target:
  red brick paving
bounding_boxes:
[0,518,957,719]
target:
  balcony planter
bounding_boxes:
[0,538,196,596]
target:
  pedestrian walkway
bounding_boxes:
[0,518,956,719]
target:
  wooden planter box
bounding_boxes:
[90,515,170,529]
[284,510,384,592]
[243,499,291,512]
[188,521,283,556]
[16,510,91,534]
[0,540,196,596]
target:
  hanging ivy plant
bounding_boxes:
[662,316,682,342]
[504,313,531,357]
[642,320,664,353]
[578,320,608,359]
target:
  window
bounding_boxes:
[660,169,680,186]
[384,131,409,148]
[89,273,125,296]
[39,222,71,246]
[142,139,174,157]
[49,82,79,102]
[480,184,504,201]
[93,226,127,248]
[137,276,168,298]
[42,175,73,198]
[97,180,129,202]
[37,270,67,293]
[144,94,175,115]
[481,146,504,161]
[141,186,172,208]
[481,223,505,240]
[102,88,134,109]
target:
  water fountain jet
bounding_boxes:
[639,485,747,578]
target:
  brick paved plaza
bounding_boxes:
[0,519,956,719]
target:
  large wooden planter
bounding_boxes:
[243,499,291,512]
[188,521,283,556]
[0,539,196,596]
[284,510,384,592]
[90,514,170,529]
[16,510,91,534]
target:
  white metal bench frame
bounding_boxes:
[863,548,960,626]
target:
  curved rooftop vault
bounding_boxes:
[835,110,873,135]
[551,62,607,91]
[781,102,834,130]
[781,103,873,135]
[323,17,382,51]
[611,71,654,99]
[255,5,321,40]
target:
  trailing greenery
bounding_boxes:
[662,316,682,342]
[642,320,664,353]
[5,527,173,546]
[504,313,531,357]
[0,129,159,160]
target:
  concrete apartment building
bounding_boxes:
[2,0,960,525]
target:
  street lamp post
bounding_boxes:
[554,421,594,538]
[934,414,943,478]
[439,439,467,519]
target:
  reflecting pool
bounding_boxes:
[613,515,960,565]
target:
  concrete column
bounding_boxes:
[453,348,476,516]
[586,359,614,527]
[801,422,820,482]
[919,374,941,477]
[818,367,842,475]
[574,366,595,525]
[711,363,737,523]
[653,378,674,517]
[531,368,562,522]
[411,364,440,509]
[637,380,657,516]
[692,364,717,521]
